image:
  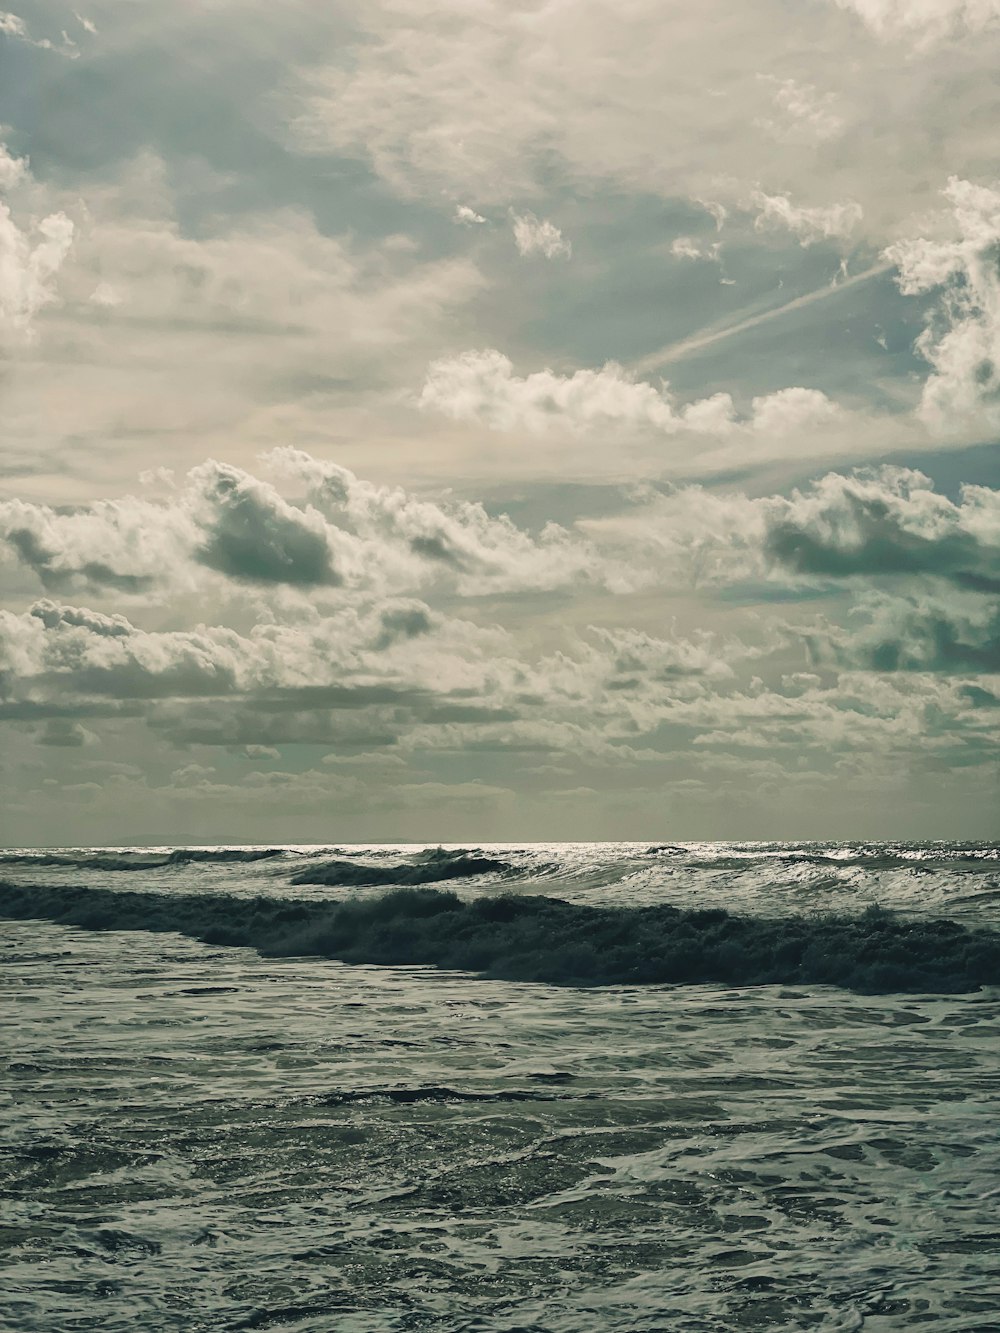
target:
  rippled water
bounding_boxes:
[3,843,999,1330]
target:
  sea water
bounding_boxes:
[2,843,999,1330]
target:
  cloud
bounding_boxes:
[190,461,340,587]
[30,600,133,638]
[1,450,623,599]
[289,0,1000,243]
[1,600,245,700]
[833,593,1000,671]
[0,142,26,190]
[834,0,1000,43]
[0,9,78,56]
[750,191,863,245]
[670,237,721,262]
[886,176,1000,428]
[761,467,1000,590]
[756,77,844,144]
[454,204,487,225]
[0,488,195,596]
[419,349,840,447]
[2,154,488,491]
[37,718,91,747]
[267,447,619,595]
[510,211,571,259]
[585,464,1000,601]
[0,143,74,335]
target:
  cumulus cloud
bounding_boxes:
[0,157,490,489]
[0,142,26,190]
[761,467,1000,590]
[454,204,487,225]
[266,447,619,595]
[191,461,340,587]
[0,450,624,599]
[833,593,1000,671]
[419,349,840,444]
[510,211,571,259]
[0,600,244,700]
[585,464,1000,601]
[0,143,73,335]
[37,718,91,747]
[0,581,747,758]
[886,176,1000,428]
[0,488,194,596]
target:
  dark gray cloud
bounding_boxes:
[37,718,88,747]
[6,528,155,594]
[30,600,133,637]
[373,603,434,649]
[762,469,1000,591]
[836,596,1000,673]
[194,462,340,587]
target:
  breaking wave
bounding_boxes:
[0,848,286,872]
[291,848,517,887]
[2,881,998,993]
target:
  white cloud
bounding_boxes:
[0,450,626,600]
[510,211,571,259]
[0,202,73,334]
[759,466,1000,586]
[0,11,27,37]
[419,349,840,445]
[0,141,27,190]
[834,0,1000,42]
[756,77,844,144]
[670,236,721,262]
[289,0,1000,241]
[751,190,863,244]
[0,152,489,493]
[0,8,77,55]
[886,175,1000,428]
[584,464,1000,596]
[0,141,74,335]
[454,204,487,225]
[266,447,623,595]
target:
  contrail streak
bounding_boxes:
[631,261,895,376]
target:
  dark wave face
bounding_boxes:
[0,848,286,871]
[1,842,997,931]
[2,881,998,993]
[291,849,518,887]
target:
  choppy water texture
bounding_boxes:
[2,842,1000,1330]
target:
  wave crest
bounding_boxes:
[0,848,286,871]
[2,882,998,993]
[290,848,515,887]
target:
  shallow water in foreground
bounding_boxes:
[2,843,1000,1330]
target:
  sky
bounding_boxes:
[0,0,999,845]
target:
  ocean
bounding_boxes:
[2,842,999,1331]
